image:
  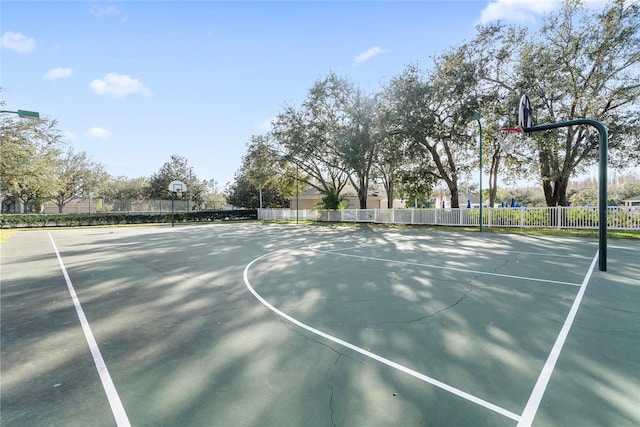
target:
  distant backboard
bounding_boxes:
[168,180,187,193]
[519,94,533,135]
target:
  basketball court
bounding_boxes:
[2,223,638,426]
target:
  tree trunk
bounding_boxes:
[358,185,367,209]
[424,143,460,208]
[449,184,459,209]
[386,181,394,209]
[55,195,65,213]
[542,176,570,207]
[488,150,500,208]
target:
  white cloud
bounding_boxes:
[89,4,119,16]
[353,46,386,66]
[44,67,73,80]
[86,127,112,139]
[89,73,151,97]
[479,0,606,24]
[1,31,36,54]
[88,2,128,23]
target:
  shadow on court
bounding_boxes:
[1,224,638,426]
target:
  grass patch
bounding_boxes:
[0,229,19,244]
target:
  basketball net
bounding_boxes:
[175,189,182,199]
[496,127,524,153]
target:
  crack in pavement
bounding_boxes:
[277,316,363,365]
[275,318,358,427]
[326,353,344,427]
[366,275,477,327]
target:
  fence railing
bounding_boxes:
[42,199,192,214]
[0,209,257,228]
[258,206,640,230]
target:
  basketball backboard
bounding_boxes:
[168,180,187,193]
[518,94,533,135]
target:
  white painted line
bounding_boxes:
[244,248,521,422]
[48,233,131,427]
[308,244,582,287]
[500,250,591,259]
[517,250,599,427]
[310,243,383,253]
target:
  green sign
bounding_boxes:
[17,110,40,119]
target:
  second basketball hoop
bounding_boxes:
[168,180,187,195]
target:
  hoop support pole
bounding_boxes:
[524,119,608,271]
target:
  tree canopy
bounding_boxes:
[1,106,65,212]
[3,1,639,212]
[264,0,640,208]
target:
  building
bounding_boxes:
[623,195,640,207]
[289,185,405,210]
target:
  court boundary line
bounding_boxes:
[328,243,593,260]
[244,247,522,422]
[308,243,582,287]
[516,250,599,427]
[48,233,131,427]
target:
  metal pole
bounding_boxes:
[296,164,299,224]
[524,119,607,271]
[478,118,483,232]
[171,192,175,227]
[470,112,483,232]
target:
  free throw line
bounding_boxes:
[48,233,131,427]
[244,248,521,422]
[308,243,582,287]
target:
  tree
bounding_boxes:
[376,89,437,208]
[385,59,479,208]
[470,22,531,207]
[515,0,640,206]
[395,147,438,205]
[0,107,64,212]
[225,136,288,208]
[53,149,108,213]
[332,87,379,209]
[225,171,288,209]
[99,176,151,200]
[243,135,280,208]
[201,179,227,210]
[320,187,346,210]
[272,73,352,204]
[149,154,204,206]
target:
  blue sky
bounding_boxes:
[2,0,620,189]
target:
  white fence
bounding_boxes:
[259,206,640,230]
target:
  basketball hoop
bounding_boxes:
[498,126,524,137]
[496,127,524,152]
[168,180,187,199]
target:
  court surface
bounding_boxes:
[1,223,639,426]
